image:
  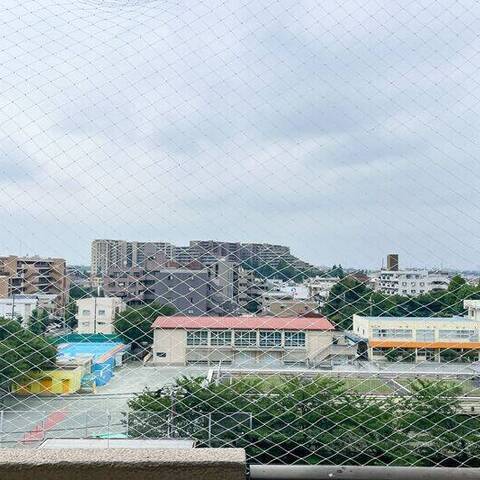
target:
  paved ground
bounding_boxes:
[0,363,209,447]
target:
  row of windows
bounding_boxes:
[81,309,106,316]
[186,330,306,348]
[439,329,478,341]
[372,328,479,341]
[372,328,413,338]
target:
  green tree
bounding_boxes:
[126,376,480,466]
[0,318,57,387]
[69,285,101,300]
[448,275,467,293]
[322,277,371,330]
[28,309,49,335]
[64,300,78,329]
[114,303,175,347]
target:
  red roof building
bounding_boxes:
[152,315,334,331]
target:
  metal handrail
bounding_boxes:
[249,465,480,480]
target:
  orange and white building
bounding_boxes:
[353,300,480,363]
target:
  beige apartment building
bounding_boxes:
[76,297,126,334]
[150,316,354,367]
[353,300,480,362]
[0,256,68,315]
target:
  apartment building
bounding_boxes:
[0,256,68,315]
[103,255,226,315]
[91,240,174,276]
[373,254,449,296]
[76,297,126,334]
[353,301,480,362]
[92,239,315,278]
[237,268,266,312]
[151,316,336,367]
[189,240,242,262]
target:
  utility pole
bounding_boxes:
[93,296,97,334]
[11,293,15,321]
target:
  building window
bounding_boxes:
[210,330,232,346]
[416,329,435,341]
[156,352,166,358]
[82,309,90,315]
[98,309,106,316]
[372,329,388,338]
[372,328,413,339]
[285,331,306,347]
[234,330,257,347]
[259,331,282,347]
[417,348,436,361]
[439,330,478,341]
[186,330,208,346]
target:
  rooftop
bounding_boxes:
[57,342,126,363]
[354,315,477,323]
[152,316,334,331]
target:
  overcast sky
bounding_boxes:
[1,0,480,270]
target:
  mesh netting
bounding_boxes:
[1,0,480,468]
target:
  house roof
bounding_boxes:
[152,316,334,331]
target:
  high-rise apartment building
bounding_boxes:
[91,239,174,276]
[0,255,69,315]
[92,239,314,275]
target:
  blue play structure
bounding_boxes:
[58,342,127,386]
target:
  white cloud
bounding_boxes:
[1,0,480,270]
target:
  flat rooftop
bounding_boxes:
[355,316,477,323]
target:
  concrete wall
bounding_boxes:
[12,366,84,395]
[153,329,187,365]
[306,331,334,360]
[0,448,246,480]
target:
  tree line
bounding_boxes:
[127,375,480,466]
[322,275,480,330]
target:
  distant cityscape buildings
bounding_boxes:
[91,239,314,277]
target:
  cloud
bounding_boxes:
[1,0,480,270]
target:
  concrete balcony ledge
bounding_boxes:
[0,448,246,480]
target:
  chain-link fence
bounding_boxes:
[1,0,480,470]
